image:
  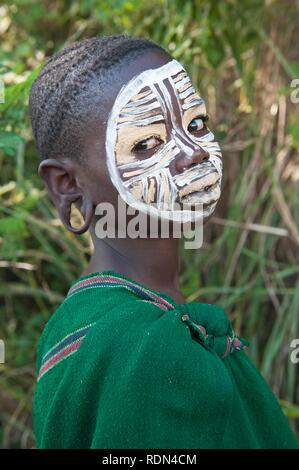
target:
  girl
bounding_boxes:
[29,34,298,449]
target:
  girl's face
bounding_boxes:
[105,54,223,224]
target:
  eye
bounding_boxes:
[132,135,164,153]
[188,114,209,133]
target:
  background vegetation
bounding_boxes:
[0,0,298,448]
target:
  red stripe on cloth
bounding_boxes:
[104,276,175,310]
[139,299,169,311]
[69,275,174,310]
[37,338,83,380]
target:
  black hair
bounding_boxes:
[29,35,167,164]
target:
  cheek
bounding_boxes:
[127,174,159,205]
[128,180,144,201]
[127,177,157,204]
[126,169,176,210]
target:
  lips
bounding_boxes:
[177,171,221,208]
[178,171,220,199]
[181,185,221,207]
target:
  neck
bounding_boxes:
[82,226,185,303]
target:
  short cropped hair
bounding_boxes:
[29,35,166,163]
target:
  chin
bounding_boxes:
[178,196,219,218]
[159,200,219,235]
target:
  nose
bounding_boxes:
[175,146,209,173]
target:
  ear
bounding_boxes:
[38,159,93,234]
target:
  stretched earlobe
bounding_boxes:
[60,196,94,235]
[38,158,94,235]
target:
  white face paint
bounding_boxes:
[105,59,223,223]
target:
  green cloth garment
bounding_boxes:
[33,271,299,449]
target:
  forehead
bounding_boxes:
[116,59,204,114]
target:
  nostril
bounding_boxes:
[193,146,209,164]
[174,146,209,174]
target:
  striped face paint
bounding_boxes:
[105,59,223,223]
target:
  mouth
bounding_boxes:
[178,171,219,197]
[178,172,221,207]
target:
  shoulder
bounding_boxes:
[35,281,175,374]
[79,298,230,390]
[35,282,140,376]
